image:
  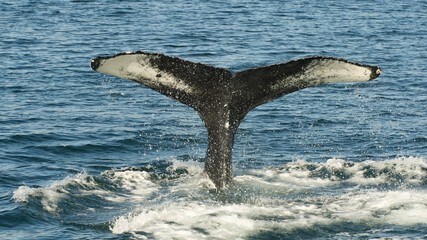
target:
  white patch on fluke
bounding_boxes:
[305,59,372,84]
[96,54,193,94]
[271,58,373,92]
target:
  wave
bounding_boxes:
[237,156,427,189]
[110,190,427,239]
[13,156,427,239]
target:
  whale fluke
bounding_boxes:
[91,51,381,189]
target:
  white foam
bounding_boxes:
[101,169,157,202]
[12,185,35,203]
[329,190,427,225]
[13,157,427,239]
[110,188,427,239]
[166,159,216,191]
[12,160,211,211]
[235,160,332,191]
[111,202,263,239]
[108,157,427,239]
[167,159,205,176]
[238,156,427,190]
[12,172,98,213]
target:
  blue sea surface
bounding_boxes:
[1,0,427,239]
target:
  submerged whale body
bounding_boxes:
[91,51,381,189]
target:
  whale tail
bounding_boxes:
[91,51,381,189]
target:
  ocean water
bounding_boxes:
[1,0,426,239]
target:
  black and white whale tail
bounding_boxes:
[91,51,381,189]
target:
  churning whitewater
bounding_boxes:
[13,156,427,239]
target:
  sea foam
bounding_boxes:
[12,157,427,239]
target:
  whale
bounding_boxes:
[91,51,381,189]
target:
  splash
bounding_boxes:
[238,156,427,189]
[110,190,427,239]
[12,172,99,213]
[13,156,427,239]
